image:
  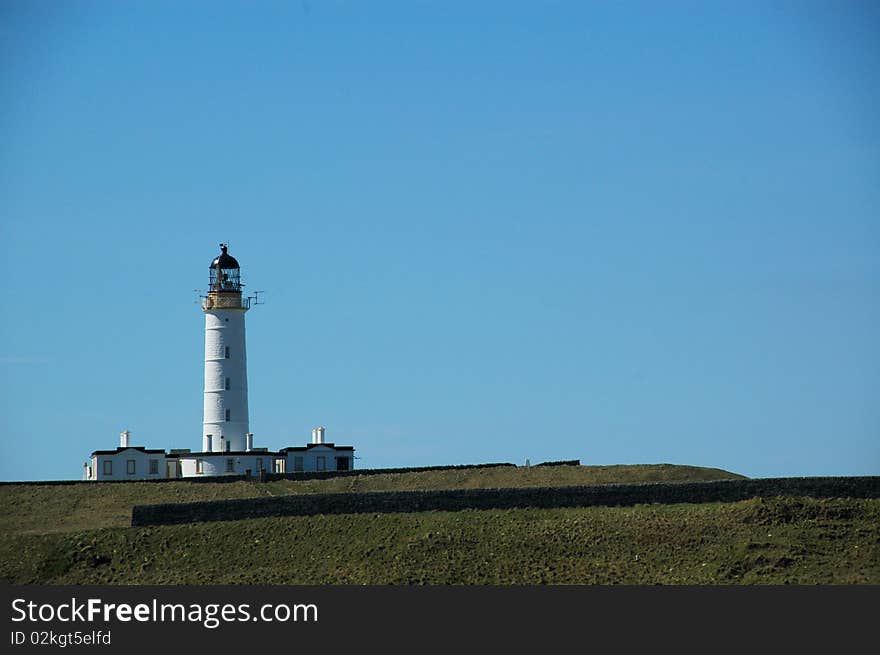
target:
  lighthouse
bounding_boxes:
[82,242,355,481]
[202,244,252,453]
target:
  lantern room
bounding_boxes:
[209,244,242,293]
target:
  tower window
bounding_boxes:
[225,377,230,390]
[225,409,231,422]
[225,346,230,359]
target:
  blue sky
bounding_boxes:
[1,1,878,481]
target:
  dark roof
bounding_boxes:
[90,446,166,457]
[279,443,355,453]
[210,245,240,270]
[103,444,356,458]
[166,450,281,459]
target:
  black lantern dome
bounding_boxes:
[209,244,242,292]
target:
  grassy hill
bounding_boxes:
[2,464,877,585]
[0,463,743,535]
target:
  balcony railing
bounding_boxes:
[202,294,251,310]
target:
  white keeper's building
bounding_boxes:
[83,244,355,481]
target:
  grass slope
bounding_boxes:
[0,464,742,535]
[4,464,875,585]
[2,498,877,584]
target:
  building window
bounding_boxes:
[149,459,159,475]
[256,458,264,472]
[226,458,234,472]
[103,460,112,476]
[196,459,204,474]
[225,346,230,359]
[293,456,304,472]
[225,377,230,390]
[336,457,350,471]
[127,460,136,475]
[225,409,231,422]
[316,456,326,471]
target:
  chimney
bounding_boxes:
[120,429,131,448]
[317,426,325,444]
[246,433,253,451]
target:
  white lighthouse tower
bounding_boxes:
[201,244,253,453]
[82,241,357,481]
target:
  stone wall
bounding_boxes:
[0,462,516,487]
[130,475,880,527]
